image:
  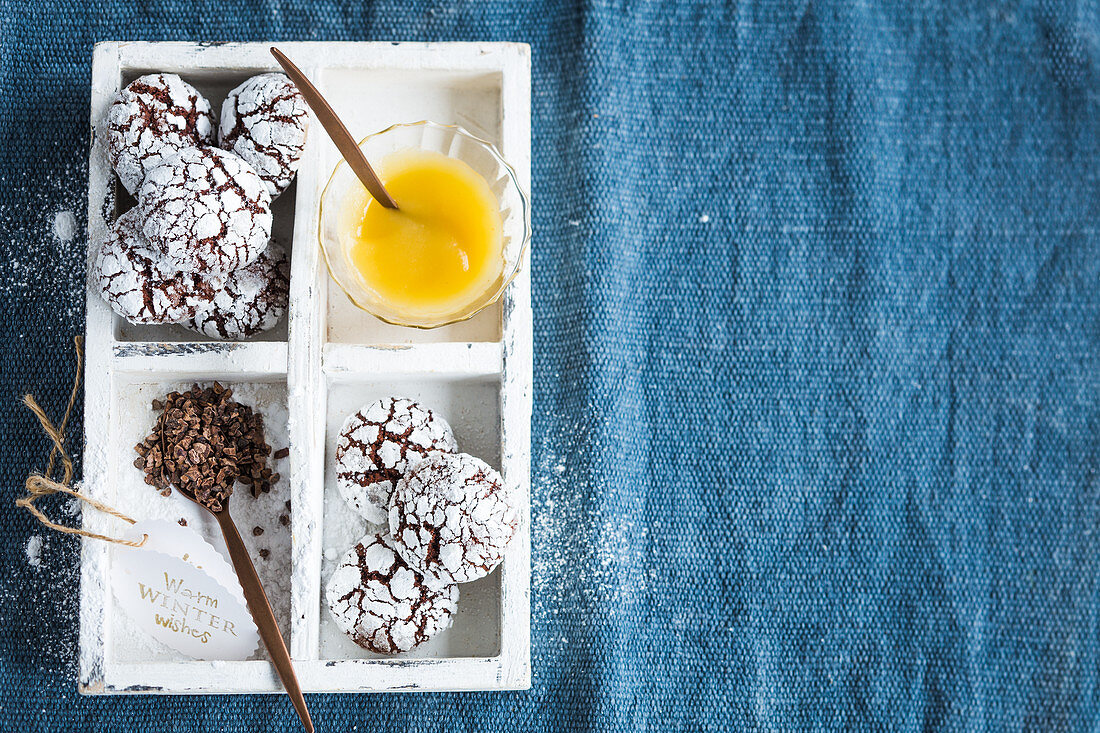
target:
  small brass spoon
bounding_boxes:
[271,46,399,209]
[175,486,313,733]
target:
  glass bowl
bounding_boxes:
[318,121,531,329]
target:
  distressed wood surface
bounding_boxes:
[82,41,531,694]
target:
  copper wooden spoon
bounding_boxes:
[176,488,313,733]
[271,46,399,209]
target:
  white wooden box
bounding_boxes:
[80,41,531,694]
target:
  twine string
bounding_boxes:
[15,336,147,548]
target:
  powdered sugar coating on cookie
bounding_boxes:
[389,452,517,584]
[325,533,458,654]
[93,209,205,325]
[186,241,290,340]
[335,398,457,525]
[138,147,272,274]
[104,73,215,194]
[219,74,309,199]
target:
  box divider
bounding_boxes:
[287,65,328,661]
[80,40,123,694]
[110,342,288,378]
[322,342,503,378]
[496,43,533,689]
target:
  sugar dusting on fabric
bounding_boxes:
[25,535,44,569]
[53,211,77,242]
[2,530,81,677]
[0,167,87,336]
[530,412,649,661]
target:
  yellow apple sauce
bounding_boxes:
[339,149,504,321]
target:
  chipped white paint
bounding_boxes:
[82,41,532,694]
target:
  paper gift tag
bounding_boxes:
[124,519,242,597]
[111,520,259,660]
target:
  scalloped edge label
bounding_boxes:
[111,520,259,660]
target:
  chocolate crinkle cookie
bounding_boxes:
[104,73,215,194]
[186,241,290,339]
[138,146,272,274]
[326,533,458,654]
[219,73,309,199]
[335,398,457,525]
[389,452,518,584]
[94,208,204,325]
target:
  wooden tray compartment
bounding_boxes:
[81,41,531,694]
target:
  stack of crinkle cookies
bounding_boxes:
[326,397,519,654]
[94,73,310,339]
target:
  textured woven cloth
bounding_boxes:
[3,1,1100,730]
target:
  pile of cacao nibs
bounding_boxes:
[133,382,280,512]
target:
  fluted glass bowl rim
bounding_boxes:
[317,120,531,329]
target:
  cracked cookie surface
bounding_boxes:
[138,146,272,274]
[325,532,458,654]
[219,73,309,199]
[389,452,518,584]
[186,241,290,339]
[335,398,457,525]
[94,208,206,324]
[104,73,215,194]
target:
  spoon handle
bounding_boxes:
[215,511,314,733]
[270,46,399,209]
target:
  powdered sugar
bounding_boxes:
[0,169,87,333]
[530,420,650,633]
[2,532,82,680]
[53,210,76,241]
[25,535,44,569]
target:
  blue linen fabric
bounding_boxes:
[2,0,1100,730]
